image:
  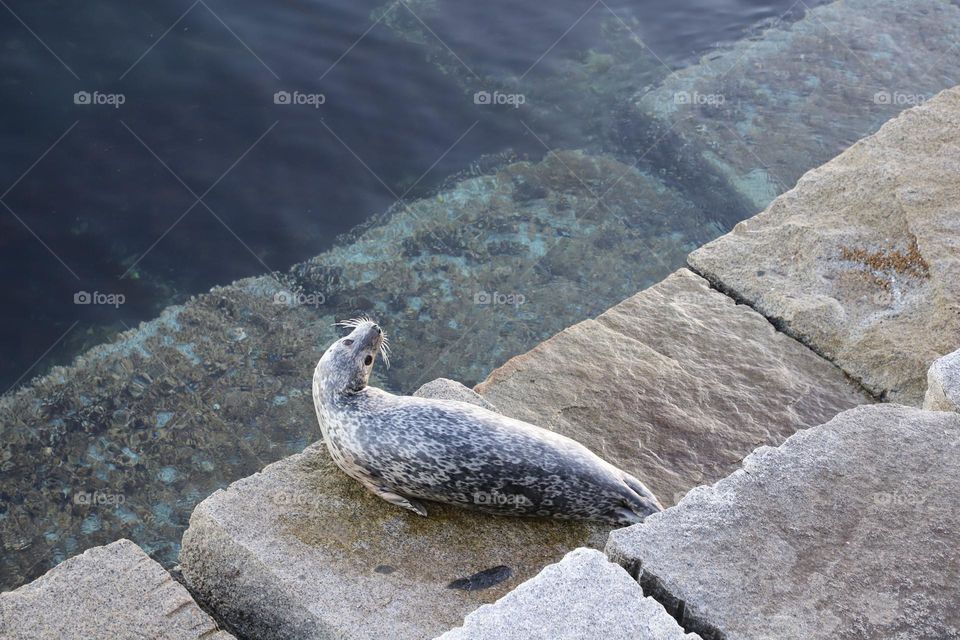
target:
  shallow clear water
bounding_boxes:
[0,0,837,590]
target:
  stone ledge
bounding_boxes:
[0,539,233,640]
[689,85,960,404]
[435,548,700,640]
[476,268,872,505]
[606,404,960,640]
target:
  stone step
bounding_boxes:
[435,548,700,640]
[688,86,960,405]
[177,380,610,640]
[476,268,872,505]
[606,404,960,640]
[0,539,233,640]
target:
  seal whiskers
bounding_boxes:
[312,318,664,525]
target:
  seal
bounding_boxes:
[312,317,664,525]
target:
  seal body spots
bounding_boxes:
[313,318,664,525]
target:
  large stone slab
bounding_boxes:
[626,0,960,212]
[924,348,960,412]
[689,86,960,405]
[476,268,871,505]
[436,548,699,640]
[606,404,960,640]
[178,382,609,640]
[0,539,233,639]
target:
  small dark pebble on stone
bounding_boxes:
[446,565,513,591]
[374,565,395,574]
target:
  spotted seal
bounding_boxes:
[312,317,664,525]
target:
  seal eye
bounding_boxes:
[364,355,373,366]
[343,339,354,346]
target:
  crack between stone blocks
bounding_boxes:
[684,259,884,403]
[623,557,726,640]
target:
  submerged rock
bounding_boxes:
[606,405,960,640]
[689,86,960,404]
[0,539,233,639]
[436,548,700,640]
[627,0,960,212]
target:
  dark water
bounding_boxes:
[0,0,813,393]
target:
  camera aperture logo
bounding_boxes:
[73,491,125,506]
[74,290,125,308]
[474,290,525,308]
[74,91,125,108]
[474,90,526,109]
[473,491,533,507]
[273,290,325,308]
[274,90,326,108]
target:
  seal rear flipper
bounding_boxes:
[368,485,429,517]
[619,472,665,516]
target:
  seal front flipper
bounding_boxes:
[368,485,429,517]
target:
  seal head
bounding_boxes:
[314,317,388,398]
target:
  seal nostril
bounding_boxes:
[373,325,382,335]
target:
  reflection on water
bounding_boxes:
[15,0,952,591]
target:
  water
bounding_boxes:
[1,0,832,590]
[0,0,811,393]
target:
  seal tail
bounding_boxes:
[619,471,665,518]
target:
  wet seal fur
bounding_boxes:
[312,318,664,525]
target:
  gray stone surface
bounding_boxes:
[0,539,233,640]
[414,378,497,412]
[629,0,960,212]
[689,86,960,404]
[178,383,609,640]
[606,404,960,640]
[476,268,871,505]
[924,348,960,412]
[435,548,699,640]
